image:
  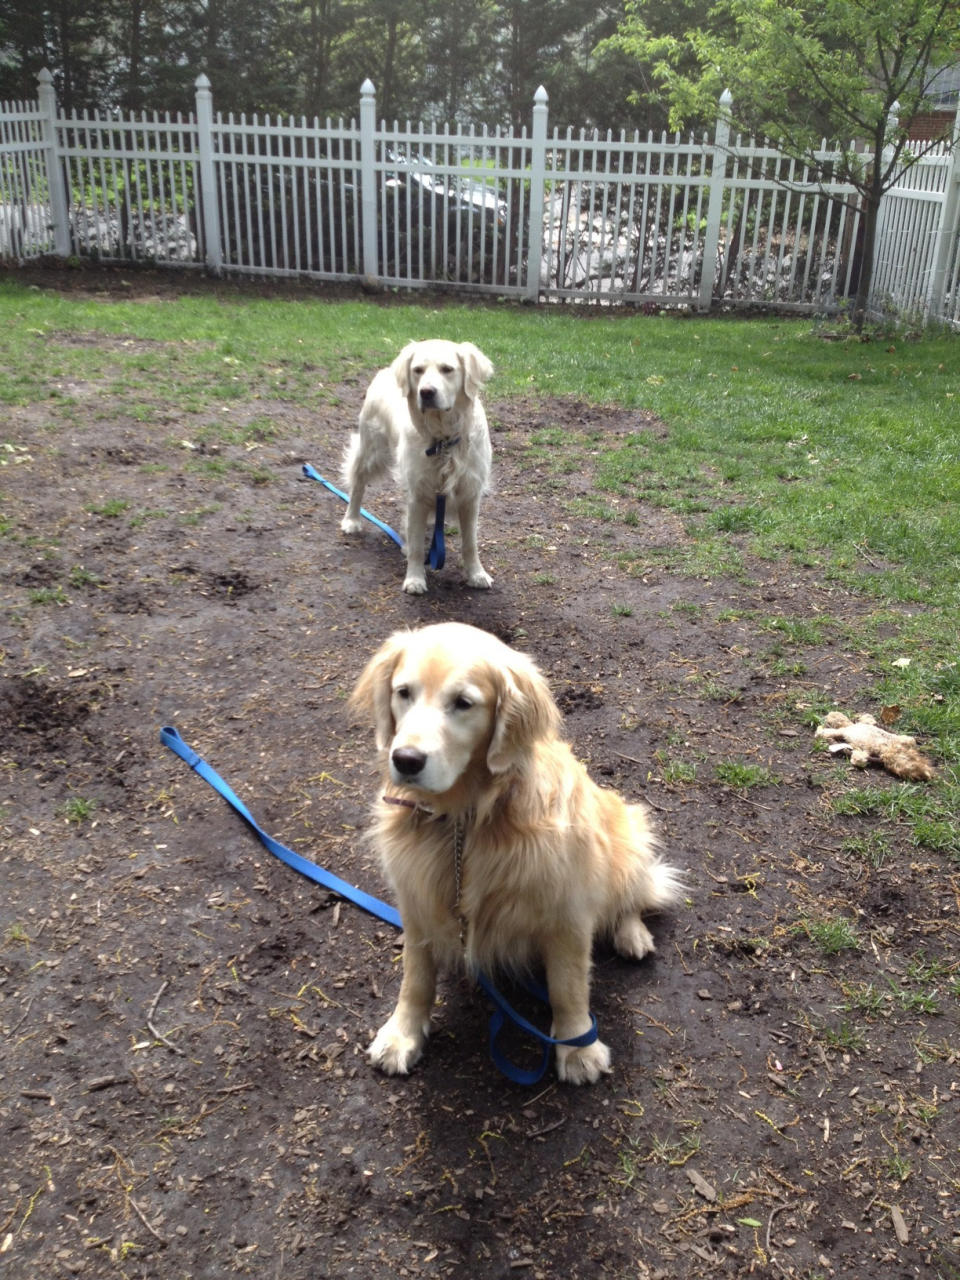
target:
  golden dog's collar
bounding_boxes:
[382,797,468,946]
[381,793,435,817]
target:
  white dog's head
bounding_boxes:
[351,623,559,802]
[391,340,493,418]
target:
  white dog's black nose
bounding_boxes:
[419,386,437,406]
[392,746,427,777]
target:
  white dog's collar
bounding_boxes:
[425,434,460,457]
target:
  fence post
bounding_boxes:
[194,74,223,274]
[37,69,70,257]
[525,85,549,302]
[926,100,960,321]
[699,89,732,311]
[359,79,379,284]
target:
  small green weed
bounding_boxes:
[61,796,96,824]
[830,787,885,817]
[611,603,634,617]
[841,982,887,1017]
[801,917,860,955]
[661,758,697,785]
[697,677,741,704]
[178,505,221,526]
[28,586,68,606]
[886,1154,912,1184]
[757,615,825,646]
[819,1020,867,1053]
[714,760,778,789]
[129,507,171,529]
[68,565,101,588]
[840,830,892,869]
[85,498,130,518]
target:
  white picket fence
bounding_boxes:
[2,69,959,324]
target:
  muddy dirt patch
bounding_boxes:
[1,287,957,1280]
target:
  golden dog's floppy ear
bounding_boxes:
[458,342,493,400]
[350,631,409,750]
[391,342,418,395]
[486,653,561,774]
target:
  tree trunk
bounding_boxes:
[380,18,399,122]
[850,180,882,332]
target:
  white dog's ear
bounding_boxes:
[350,631,409,750]
[391,342,419,395]
[458,343,493,399]
[486,655,560,774]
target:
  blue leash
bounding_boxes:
[303,463,447,571]
[302,464,403,550]
[160,727,598,1085]
[427,494,446,570]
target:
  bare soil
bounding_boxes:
[1,268,957,1280]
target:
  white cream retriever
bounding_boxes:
[351,622,682,1084]
[340,340,494,594]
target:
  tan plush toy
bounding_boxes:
[815,711,935,781]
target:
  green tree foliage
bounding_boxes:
[0,0,645,129]
[602,0,960,324]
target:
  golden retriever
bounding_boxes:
[351,622,682,1084]
[340,340,494,594]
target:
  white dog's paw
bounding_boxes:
[555,1037,612,1085]
[613,914,656,961]
[341,515,364,535]
[368,1015,429,1075]
[403,574,428,595]
[465,568,493,589]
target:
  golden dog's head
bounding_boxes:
[351,623,559,800]
[391,340,493,416]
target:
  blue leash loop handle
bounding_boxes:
[160,726,598,1083]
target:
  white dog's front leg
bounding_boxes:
[456,491,492,589]
[368,934,437,1075]
[403,500,430,594]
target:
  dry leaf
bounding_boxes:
[890,1205,909,1245]
[686,1168,717,1202]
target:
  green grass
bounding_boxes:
[714,760,778,789]
[1,280,957,848]
[800,916,860,955]
[61,796,97,824]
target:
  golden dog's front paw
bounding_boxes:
[402,574,428,595]
[368,1015,429,1075]
[465,568,493,589]
[555,1038,612,1085]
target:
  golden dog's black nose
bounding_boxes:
[392,746,427,777]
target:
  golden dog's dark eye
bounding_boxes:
[453,694,473,711]
[394,685,411,701]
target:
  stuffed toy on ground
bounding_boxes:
[815,711,935,781]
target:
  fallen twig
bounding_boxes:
[146,981,185,1056]
[128,1195,167,1246]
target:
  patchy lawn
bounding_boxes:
[1,271,957,1280]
